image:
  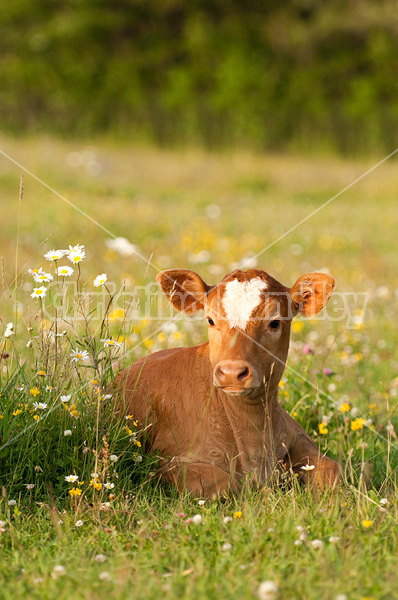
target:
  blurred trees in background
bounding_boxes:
[1,0,397,153]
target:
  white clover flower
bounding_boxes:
[33,268,53,283]
[380,498,388,505]
[99,571,112,582]
[101,339,122,348]
[60,395,71,403]
[7,500,17,506]
[223,516,232,524]
[44,249,67,262]
[310,539,324,549]
[328,536,340,543]
[93,274,107,287]
[26,484,35,490]
[33,402,48,411]
[221,542,232,552]
[301,464,315,471]
[95,554,106,563]
[104,482,115,490]
[91,472,99,478]
[70,349,90,362]
[31,287,47,299]
[57,265,74,277]
[198,499,205,506]
[192,514,202,525]
[4,323,14,338]
[67,244,85,264]
[75,519,84,527]
[257,581,278,600]
[110,454,118,462]
[105,237,137,257]
[64,430,72,436]
[134,454,143,463]
[294,539,302,546]
[51,565,66,578]
[65,475,79,483]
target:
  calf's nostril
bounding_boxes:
[238,366,249,382]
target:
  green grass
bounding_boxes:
[0,136,398,599]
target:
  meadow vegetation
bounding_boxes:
[0,136,398,599]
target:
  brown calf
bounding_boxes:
[117,268,341,496]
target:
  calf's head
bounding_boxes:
[157,268,335,400]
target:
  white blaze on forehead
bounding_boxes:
[222,277,268,330]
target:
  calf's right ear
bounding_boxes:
[157,269,210,314]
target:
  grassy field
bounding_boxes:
[0,136,398,599]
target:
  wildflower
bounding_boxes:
[33,269,53,283]
[44,249,67,261]
[104,482,115,490]
[198,499,205,506]
[233,511,242,519]
[110,454,118,462]
[51,565,66,578]
[294,540,302,546]
[192,514,202,525]
[12,409,22,416]
[64,429,72,436]
[93,274,107,287]
[4,323,14,337]
[95,554,106,563]
[26,340,33,348]
[65,475,79,483]
[26,484,35,490]
[75,519,84,527]
[223,516,232,524]
[69,488,82,497]
[257,581,278,600]
[105,237,137,257]
[133,454,143,463]
[339,402,351,413]
[380,498,388,505]
[31,287,47,299]
[323,367,333,376]
[362,520,373,528]
[221,542,232,552]
[60,395,71,403]
[67,244,85,263]
[70,349,90,362]
[71,409,79,418]
[57,265,74,277]
[329,536,340,543]
[351,418,366,432]
[36,371,46,376]
[30,387,40,397]
[99,571,112,582]
[300,464,315,471]
[102,394,113,400]
[7,500,17,506]
[33,415,40,421]
[303,344,313,354]
[101,339,122,348]
[318,422,328,435]
[335,596,347,600]
[311,539,324,549]
[33,402,48,411]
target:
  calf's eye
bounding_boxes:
[270,320,280,330]
[207,317,215,327]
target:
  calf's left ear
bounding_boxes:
[289,272,335,317]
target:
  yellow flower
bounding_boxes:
[278,380,285,388]
[126,415,134,420]
[362,520,373,528]
[109,308,124,321]
[368,403,379,416]
[135,440,142,448]
[233,511,242,519]
[78,481,84,486]
[318,423,328,435]
[157,332,166,342]
[292,321,303,333]
[30,387,40,397]
[91,380,99,385]
[69,488,82,497]
[36,371,46,376]
[125,427,133,435]
[144,339,153,349]
[13,409,22,416]
[0,415,3,419]
[71,410,79,417]
[33,415,40,421]
[94,482,102,491]
[351,418,366,431]
[173,331,181,340]
[339,403,351,413]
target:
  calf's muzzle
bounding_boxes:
[213,359,255,392]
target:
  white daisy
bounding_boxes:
[33,268,53,283]
[33,402,48,411]
[70,349,90,362]
[60,395,71,403]
[67,244,85,264]
[30,287,47,299]
[104,482,115,489]
[57,265,74,277]
[101,339,122,348]
[93,273,107,287]
[65,475,78,483]
[4,323,14,338]
[44,249,67,262]
[300,464,315,471]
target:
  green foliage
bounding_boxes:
[1,0,398,152]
